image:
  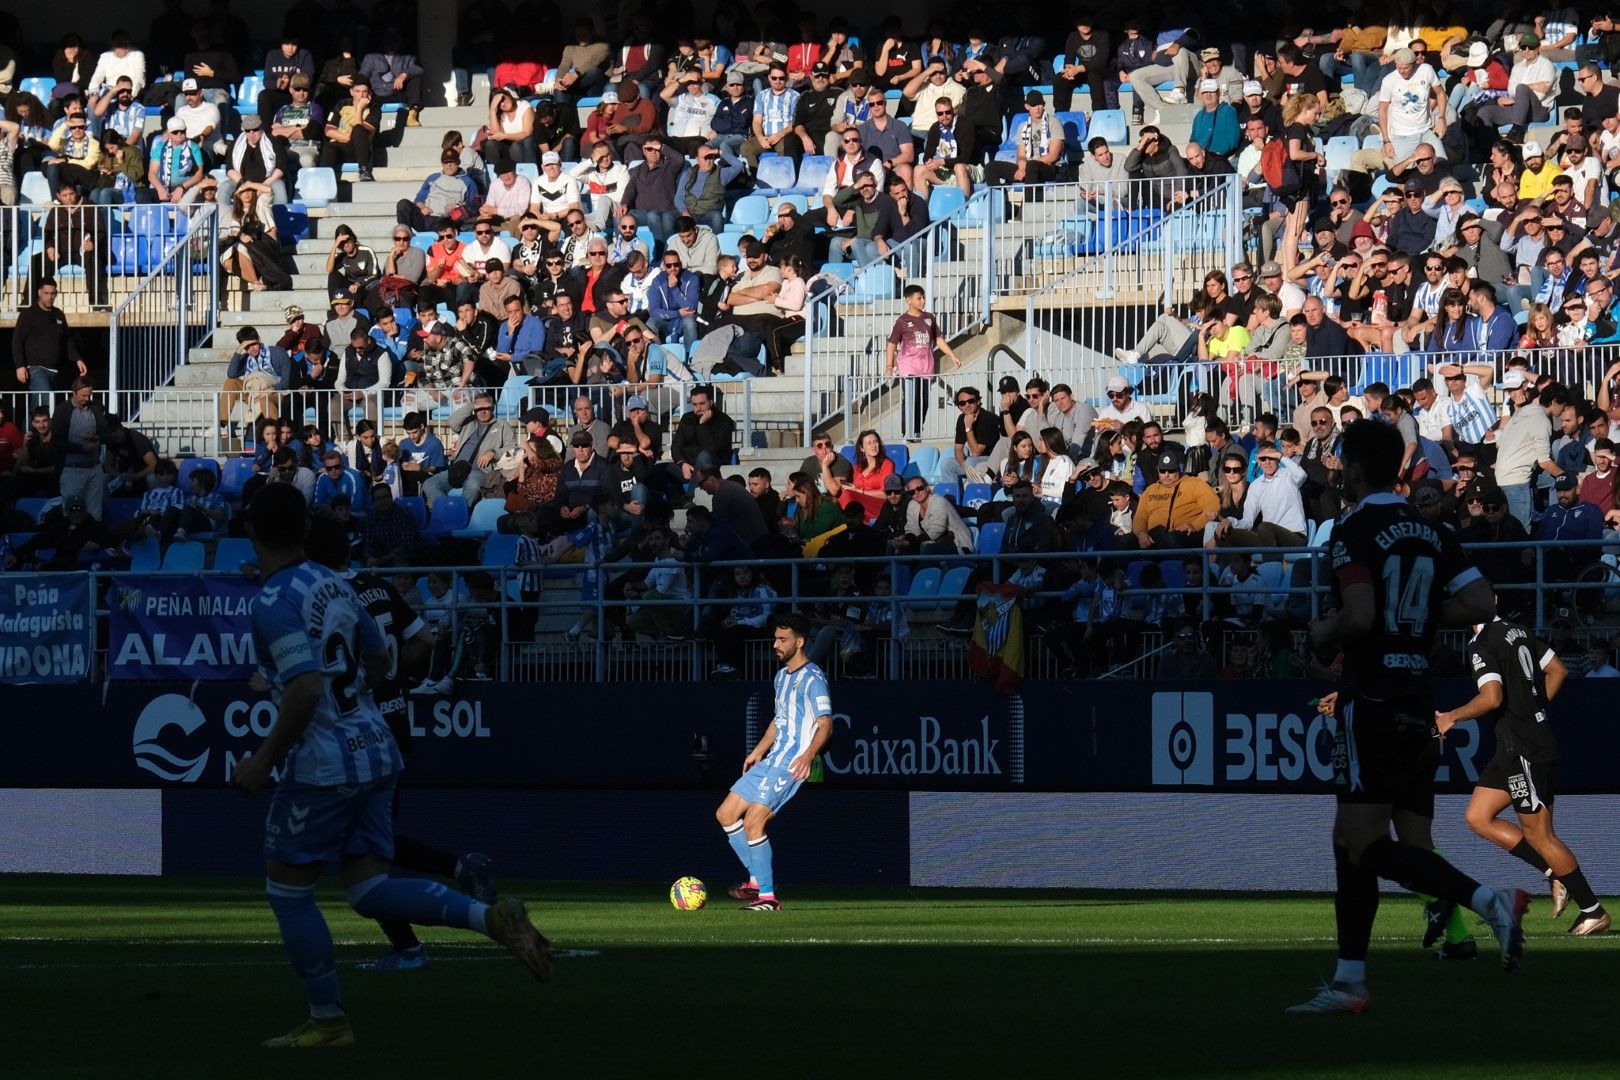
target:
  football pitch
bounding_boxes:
[5,877,1618,1079]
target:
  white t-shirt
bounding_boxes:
[498,100,533,137]
[1562,152,1604,205]
[1508,55,1558,112]
[1378,64,1438,139]
[1099,398,1153,426]
[1415,398,1450,442]
[530,170,582,214]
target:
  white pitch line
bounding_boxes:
[0,949,602,972]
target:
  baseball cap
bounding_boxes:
[1402,177,1425,193]
[1465,42,1490,68]
[1502,369,1528,389]
[330,292,354,304]
[1155,449,1184,473]
[1519,32,1541,49]
[1258,260,1283,277]
[997,375,1021,393]
[1552,607,1575,627]
[181,77,199,92]
[882,474,905,492]
[240,113,262,131]
[570,429,595,447]
[1242,80,1264,96]
[1074,459,1099,478]
[600,88,619,103]
[1522,140,1544,158]
[541,150,561,165]
[1555,472,1579,490]
[626,394,649,411]
[1106,375,1130,393]
[1392,47,1416,64]
[1412,486,1442,508]
[290,74,311,89]
[811,63,832,76]
[522,406,550,424]
[1199,47,1221,62]
[283,305,305,324]
[1198,79,1220,94]
[1024,90,1045,107]
[165,116,186,132]
[725,71,746,86]
[484,258,503,273]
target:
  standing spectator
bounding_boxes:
[52,378,109,520]
[1377,48,1446,163]
[1495,373,1557,526]
[11,279,86,399]
[885,284,962,443]
[320,83,380,182]
[360,28,423,128]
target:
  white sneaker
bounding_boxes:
[1113,348,1140,364]
[1486,888,1528,971]
[1160,88,1186,105]
[1284,980,1370,1015]
[173,529,188,541]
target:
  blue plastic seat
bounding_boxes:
[754,154,799,193]
[161,541,207,572]
[19,77,55,103]
[396,496,428,531]
[928,187,965,219]
[884,444,910,475]
[481,532,519,566]
[976,521,1005,554]
[938,565,972,599]
[907,566,942,598]
[730,194,771,229]
[1089,109,1129,146]
[1056,111,1089,161]
[794,155,832,194]
[932,481,958,502]
[717,231,743,257]
[20,171,51,206]
[103,499,142,528]
[16,497,50,523]
[423,495,470,537]
[177,458,220,490]
[962,482,992,508]
[296,167,339,209]
[211,537,257,571]
[126,538,162,573]
[219,458,256,500]
[236,75,263,111]
[909,445,942,482]
[456,496,507,538]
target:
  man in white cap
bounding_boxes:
[1189,78,1239,158]
[1098,375,1153,427]
[1494,368,1555,526]
[1235,80,1282,136]
[527,152,582,243]
[148,116,207,205]
[1377,47,1446,163]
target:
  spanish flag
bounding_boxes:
[968,582,1025,691]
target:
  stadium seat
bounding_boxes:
[962,482,992,508]
[932,481,958,502]
[717,231,743,258]
[20,171,51,206]
[976,521,1005,554]
[794,155,832,194]
[161,541,206,572]
[755,154,799,193]
[938,566,972,600]
[396,496,428,531]
[456,496,507,538]
[423,495,470,537]
[296,167,339,209]
[272,202,310,246]
[906,566,942,599]
[481,532,519,567]
[1324,135,1359,175]
[177,458,220,490]
[928,187,965,219]
[211,537,257,571]
[839,444,857,465]
[126,538,161,573]
[219,459,256,500]
[1255,560,1292,618]
[236,74,263,110]
[879,444,907,476]
[1088,109,1128,146]
[19,77,55,103]
[770,193,809,216]
[1056,112,1089,161]
[730,194,770,229]
[103,499,141,528]
[909,445,942,482]
[16,497,49,523]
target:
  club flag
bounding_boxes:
[968,581,1025,691]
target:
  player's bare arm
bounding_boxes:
[788,714,833,780]
[1435,679,1503,736]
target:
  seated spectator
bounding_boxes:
[986,92,1064,187]
[219,185,290,293]
[710,566,778,676]
[424,391,514,509]
[667,386,734,483]
[30,183,109,309]
[396,150,479,232]
[873,174,931,259]
[571,143,632,229]
[1210,445,1307,549]
[830,172,892,264]
[622,528,691,639]
[323,225,377,305]
[362,484,422,567]
[620,138,682,243]
[821,128,884,229]
[761,204,814,267]
[148,117,207,204]
[666,214,719,277]
[478,160,532,229]
[647,253,701,351]
[360,29,424,128]
[555,20,612,101]
[2,494,112,570]
[219,326,289,436]
[335,324,392,412]
[532,97,579,163]
[676,142,736,236]
[320,83,380,182]
[662,71,719,156]
[742,65,802,170]
[313,449,360,508]
[270,74,324,167]
[914,95,976,200]
[486,84,535,163]
[527,152,581,243]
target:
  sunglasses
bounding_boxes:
[1455,465,1476,472]
[1330,198,1349,207]
[907,486,927,495]
[590,251,608,257]
[1106,391,1125,399]
[1232,274,1251,282]
[1310,419,1332,427]
[325,464,344,472]
[956,398,978,406]
[842,137,861,144]
[474,405,494,412]
[663,262,680,269]
[545,258,563,264]
[1257,457,1281,464]
[1221,466,1246,474]
[475,229,492,235]
[1425,263,1444,271]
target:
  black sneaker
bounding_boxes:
[1434,938,1478,960]
[1421,898,1456,950]
[358,168,375,182]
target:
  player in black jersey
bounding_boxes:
[1436,616,1610,936]
[306,512,499,971]
[1288,421,1527,1016]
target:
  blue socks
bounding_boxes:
[723,820,756,884]
[345,875,487,934]
[266,879,342,1018]
[748,835,775,898]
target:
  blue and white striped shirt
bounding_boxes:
[1447,380,1495,445]
[97,102,148,144]
[763,661,831,770]
[754,87,800,137]
[251,561,402,788]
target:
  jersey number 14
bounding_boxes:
[1382,554,1434,636]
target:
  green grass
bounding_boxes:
[5,877,1618,1079]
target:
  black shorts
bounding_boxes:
[1332,697,1438,817]
[1477,746,1557,814]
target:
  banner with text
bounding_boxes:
[0,574,92,683]
[107,576,259,681]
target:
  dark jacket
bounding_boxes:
[557,453,609,509]
[621,157,682,213]
[50,398,110,470]
[671,409,736,466]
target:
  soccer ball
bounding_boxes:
[670,876,707,910]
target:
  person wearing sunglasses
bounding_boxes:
[819,121,883,230]
[913,97,977,201]
[647,253,702,351]
[741,65,803,173]
[421,390,516,509]
[892,475,973,556]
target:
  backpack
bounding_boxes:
[1260,138,1288,190]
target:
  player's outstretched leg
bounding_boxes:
[1418,850,1477,961]
[263,878,356,1049]
[1358,837,1526,971]
[1514,807,1610,936]
[1287,845,1375,1015]
[345,873,553,983]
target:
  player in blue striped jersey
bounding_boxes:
[714,613,834,912]
[232,484,552,1049]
